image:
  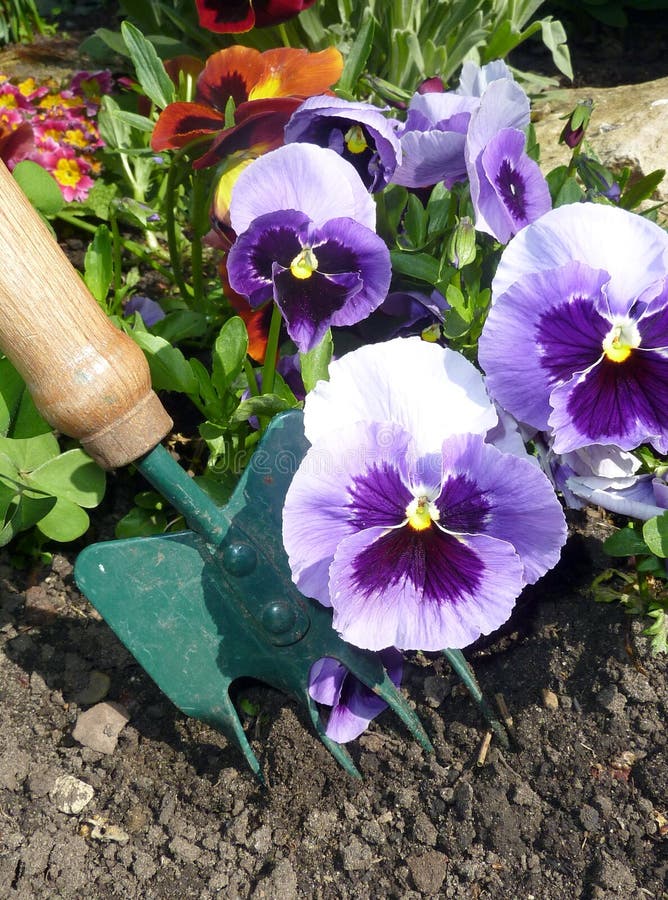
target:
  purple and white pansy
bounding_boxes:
[282,337,566,652]
[227,143,391,353]
[284,95,402,192]
[479,204,668,454]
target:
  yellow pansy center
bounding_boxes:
[54,158,83,188]
[344,125,367,155]
[602,318,641,363]
[406,495,440,531]
[290,247,318,280]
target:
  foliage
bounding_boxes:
[0,0,52,45]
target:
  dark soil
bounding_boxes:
[1,506,667,898]
[1,8,668,900]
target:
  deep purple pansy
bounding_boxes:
[284,95,402,192]
[227,143,391,353]
[479,204,668,455]
[308,648,403,743]
[283,338,566,652]
[465,78,551,243]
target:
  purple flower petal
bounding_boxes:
[329,526,524,651]
[282,421,414,605]
[304,336,497,456]
[473,127,552,242]
[226,209,308,306]
[229,143,377,234]
[457,60,513,97]
[284,95,402,191]
[479,261,611,430]
[492,204,668,311]
[438,433,567,585]
[309,647,403,743]
[549,351,668,454]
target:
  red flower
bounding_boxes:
[196,0,316,33]
[151,45,342,167]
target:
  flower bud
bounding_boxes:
[559,99,593,150]
[447,216,476,269]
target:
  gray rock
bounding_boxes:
[0,745,30,791]
[49,774,95,815]
[407,849,448,894]
[76,670,111,705]
[169,835,201,864]
[534,76,668,215]
[412,811,438,847]
[71,701,129,754]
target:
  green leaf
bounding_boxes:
[603,525,650,557]
[84,224,113,305]
[230,394,293,425]
[115,505,169,539]
[131,331,198,395]
[0,358,51,438]
[0,493,56,547]
[645,604,668,655]
[642,512,668,558]
[27,449,105,508]
[619,169,666,211]
[0,433,59,473]
[300,330,333,393]
[121,21,175,110]
[211,317,248,398]
[12,160,64,216]
[337,14,375,94]
[390,250,441,284]
[37,497,90,542]
[540,17,573,80]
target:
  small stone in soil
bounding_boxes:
[49,774,94,814]
[76,670,111,705]
[72,701,130,754]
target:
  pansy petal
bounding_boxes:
[304,336,497,454]
[322,648,403,743]
[249,47,343,101]
[457,59,513,96]
[492,203,668,311]
[392,128,468,188]
[329,526,524,651]
[475,128,552,243]
[283,421,414,605]
[273,264,362,352]
[195,0,256,33]
[229,143,376,234]
[439,433,567,584]
[479,262,612,430]
[150,101,226,151]
[226,209,308,306]
[549,351,668,454]
[308,657,346,706]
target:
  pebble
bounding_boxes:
[541,688,559,710]
[76,671,111,705]
[49,774,94,815]
[72,702,129,754]
[407,850,448,894]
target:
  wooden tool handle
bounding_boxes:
[0,161,172,469]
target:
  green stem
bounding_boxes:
[55,211,173,281]
[165,152,193,303]
[278,23,290,47]
[110,209,123,312]
[190,170,206,312]
[261,304,283,397]
[244,358,260,397]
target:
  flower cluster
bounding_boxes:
[0,70,110,201]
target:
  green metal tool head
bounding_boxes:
[75,410,432,779]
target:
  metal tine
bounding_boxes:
[207,690,266,784]
[337,653,433,754]
[442,648,509,749]
[303,689,362,779]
